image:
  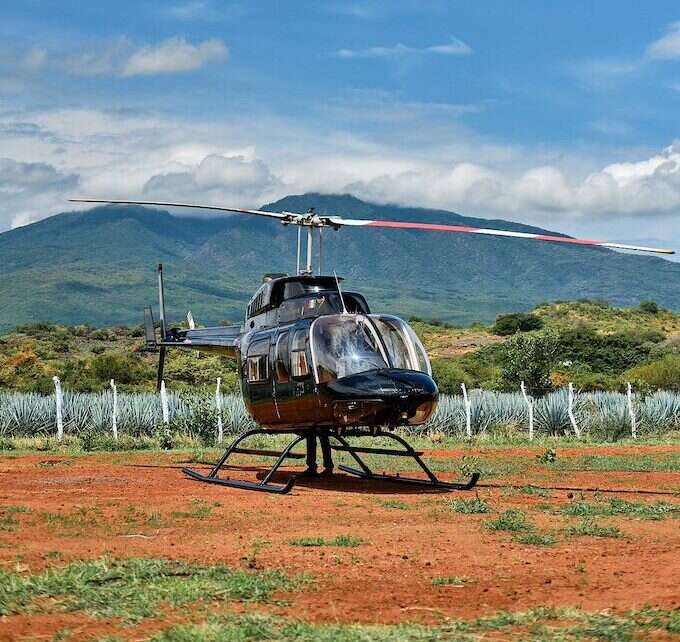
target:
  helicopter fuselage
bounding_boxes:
[195,274,439,431]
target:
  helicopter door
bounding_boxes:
[272,330,291,421]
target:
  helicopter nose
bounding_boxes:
[326,369,438,427]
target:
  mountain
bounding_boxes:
[1,193,679,331]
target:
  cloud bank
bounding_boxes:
[335,37,472,59]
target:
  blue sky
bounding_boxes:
[1,1,679,256]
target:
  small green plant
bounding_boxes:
[562,498,680,521]
[566,520,622,539]
[289,535,362,548]
[432,576,468,586]
[485,509,531,532]
[447,497,490,514]
[536,448,557,464]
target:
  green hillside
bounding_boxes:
[1,193,679,331]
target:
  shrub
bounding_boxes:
[492,313,543,336]
[431,359,473,394]
[625,355,680,391]
[639,301,659,314]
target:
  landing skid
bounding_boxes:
[182,427,480,494]
[330,429,480,491]
[181,428,304,494]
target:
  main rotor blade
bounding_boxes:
[68,198,289,221]
[326,217,674,255]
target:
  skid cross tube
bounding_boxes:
[329,429,480,491]
[182,428,303,494]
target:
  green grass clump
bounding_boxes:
[431,576,467,586]
[289,535,362,548]
[566,520,622,539]
[562,498,680,521]
[446,497,490,514]
[485,509,531,532]
[0,558,299,622]
[515,532,557,546]
[379,500,410,510]
[517,485,551,497]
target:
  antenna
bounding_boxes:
[334,271,348,314]
[157,264,167,340]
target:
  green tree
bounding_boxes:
[500,331,559,395]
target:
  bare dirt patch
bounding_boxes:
[1,445,678,640]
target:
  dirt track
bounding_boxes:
[1,445,679,640]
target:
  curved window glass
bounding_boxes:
[311,315,389,383]
[370,315,431,376]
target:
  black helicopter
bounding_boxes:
[71,197,674,494]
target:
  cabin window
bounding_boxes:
[247,355,268,383]
[369,315,432,375]
[290,329,309,378]
[291,350,309,378]
[246,339,270,383]
[275,332,290,382]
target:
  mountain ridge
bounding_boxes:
[1,192,678,331]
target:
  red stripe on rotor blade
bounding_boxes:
[366,221,478,233]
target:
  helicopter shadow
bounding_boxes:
[247,467,466,495]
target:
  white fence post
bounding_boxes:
[215,377,223,444]
[461,383,472,437]
[52,376,63,441]
[110,379,118,440]
[521,381,534,441]
[568,383,580,437]
[160,380,170,432]
[627,382,637,440]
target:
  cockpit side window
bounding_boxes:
[290,329,309,379]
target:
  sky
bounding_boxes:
[1,1,679,257]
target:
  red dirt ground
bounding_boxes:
[1,445,679,640]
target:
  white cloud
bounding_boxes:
[335,37,472,59]
[143,154,280,201]
[61,37,228,77]
[121,37,228,76]
[2,103,680,239]
[647,21,680,59]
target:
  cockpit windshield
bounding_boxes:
[311,314,431,383]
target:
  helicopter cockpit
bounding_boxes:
[311,314,431,384]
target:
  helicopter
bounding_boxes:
[70,197,674,494]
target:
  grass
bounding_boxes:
[43,507,102,535]
[517,485,551,497]
[379,500,410,510]
[170,499,216,520]
[0,505,31,532]
[138,608,680,642]
[0,558,301,623]
[289,535,362,548]
[431,576,468,586]
[484,509,532,532]
[561,498,680,521]
[515,532,557,546]
[566,519,622,539]
[446,497,490,514]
